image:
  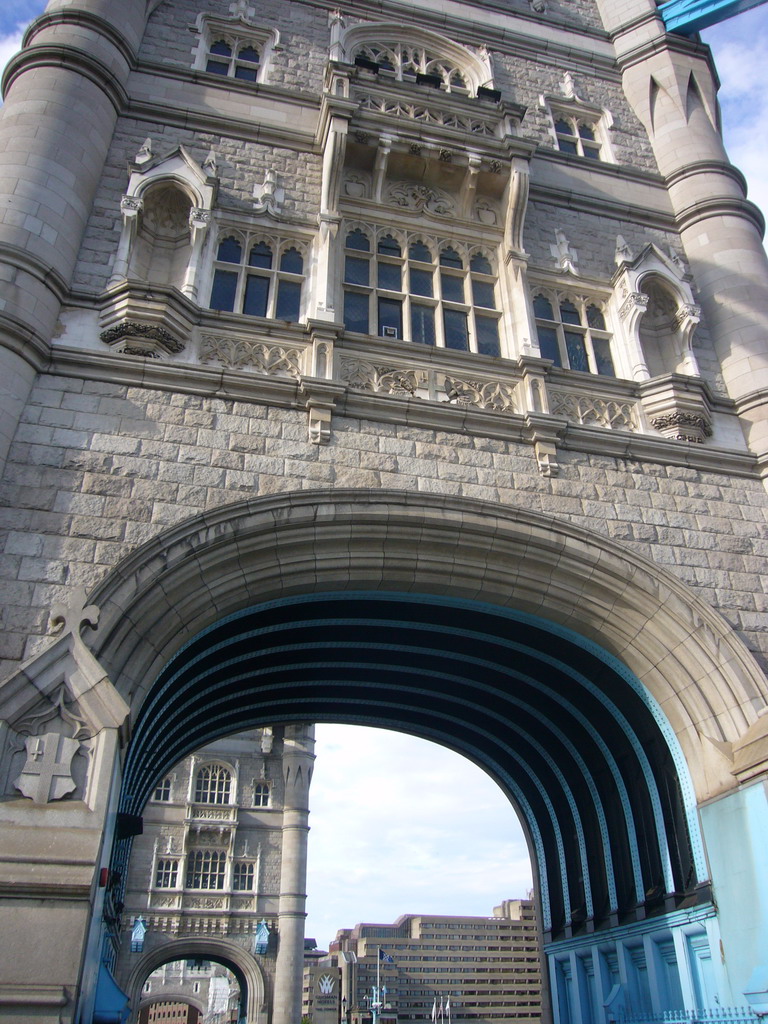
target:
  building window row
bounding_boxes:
[533,293,614,376]
[210,234,305,322]
[154,852,256,891]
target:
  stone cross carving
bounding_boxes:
[15,732,80,803]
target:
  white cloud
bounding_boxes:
[305,726,532,949]
[0,31,24,89]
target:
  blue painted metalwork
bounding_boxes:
[659,0,768,35]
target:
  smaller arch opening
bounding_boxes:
[638,276,691,377]
[129,182,193,290]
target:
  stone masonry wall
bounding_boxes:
[0,375,766,677]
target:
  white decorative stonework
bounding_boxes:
[386,181,455,217]
[444,377,519,413]
[14,733,80,804]
[341,358,426,396]
[200,335,302,377]
[550,391,637,431]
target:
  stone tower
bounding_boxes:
[1,2,768,1024]
[115,726,314,1024]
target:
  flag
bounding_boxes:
[431,999,437,1022]
[439,998,445,1019]
[379,948,394,963]
[445,999,451,1022]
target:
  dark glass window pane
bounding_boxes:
[344,291,369,333]
[276,280,301,321]
[441,273,464,303]
[235,63,258,81]
[239,45,260,63]
[452,72,467,90]
[243,274,269,317]
[565,331,589,371]
[377,262,401,291]
[409,241,432,263]
[472,279,496,309]
[578,123,595,140]
[378,298,403,338]
[210,40,232,56]
[583,145,600,160]
[206,59,229,75]
[249,242,272,268]
[533,295,554,320]
[586,305,606,329]
[377,235,401,257]
[470,253,492,275]
[558,138,578,155]
[593,337,615,376]
[555,119,573,136]
[439,247,463,269]
[210,269,238,312]
[560,300,581,325]
[280,247,303,274]
[537,326,561,366]
[411,305,436,345]
[346,229,370,252]
[476,316,500,357]
[344,256,369,286]
[443,309,469,351]
[217,236,242,263]
[410,267,433,297]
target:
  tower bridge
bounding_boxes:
[1,1,768,1023]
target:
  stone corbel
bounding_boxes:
[181,208,212,299]
[673,301,701,376]
[639,373,713,443]
[372,135,393,204]
[524,413,567,477]
[304,319,340,379]
[109,195,144,288]
[504,157,530,256]
[460,154,482,220]
[299,378,346,445]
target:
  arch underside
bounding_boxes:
[120,590,708,944]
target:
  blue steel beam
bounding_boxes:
[659,0,768,34]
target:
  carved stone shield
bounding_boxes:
[15,732,80,804]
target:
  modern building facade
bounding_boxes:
[1,1,768,1023]
[116,727,312,1023]
[323,899,541,1024]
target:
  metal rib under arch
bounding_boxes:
[119,591,710,942]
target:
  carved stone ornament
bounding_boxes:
[444,377,519,413]
[619,292,649,322]
[14,732,80,804]
[550,391,637,431]
[650,411,712,443]
[386,182,455,217]
[200,335,302,378]
[253,168,284,216]
[356,95,496,137]
[341,358,426,396]
[100,320,185,358]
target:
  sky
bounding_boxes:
[2,2,768,950]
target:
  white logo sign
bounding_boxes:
[318,975,335,994]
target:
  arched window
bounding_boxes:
[343,230,501,355]
[352,40,481,95]
[209,234,305,322]
[186,849,227,890]
[205,36,262,80]
[253,782,270,807]
[552,114,602,160]
[154,858,179,888]
[194,763,232,804]
[233,862,255,891]
[153,775,173,802]
[533,293,614,375]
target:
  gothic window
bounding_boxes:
[154,858,179,888]
[552,114,602,160]
[253,782,270,807]
[186,849,227,890]
[205,37,261,81]
[233,861,255,891]
[353,43,471,94]
[209,234,305,322]
[194,763,232,804]
[533,293,614,376]
[153,775,173,802]
[342,229,501,356]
